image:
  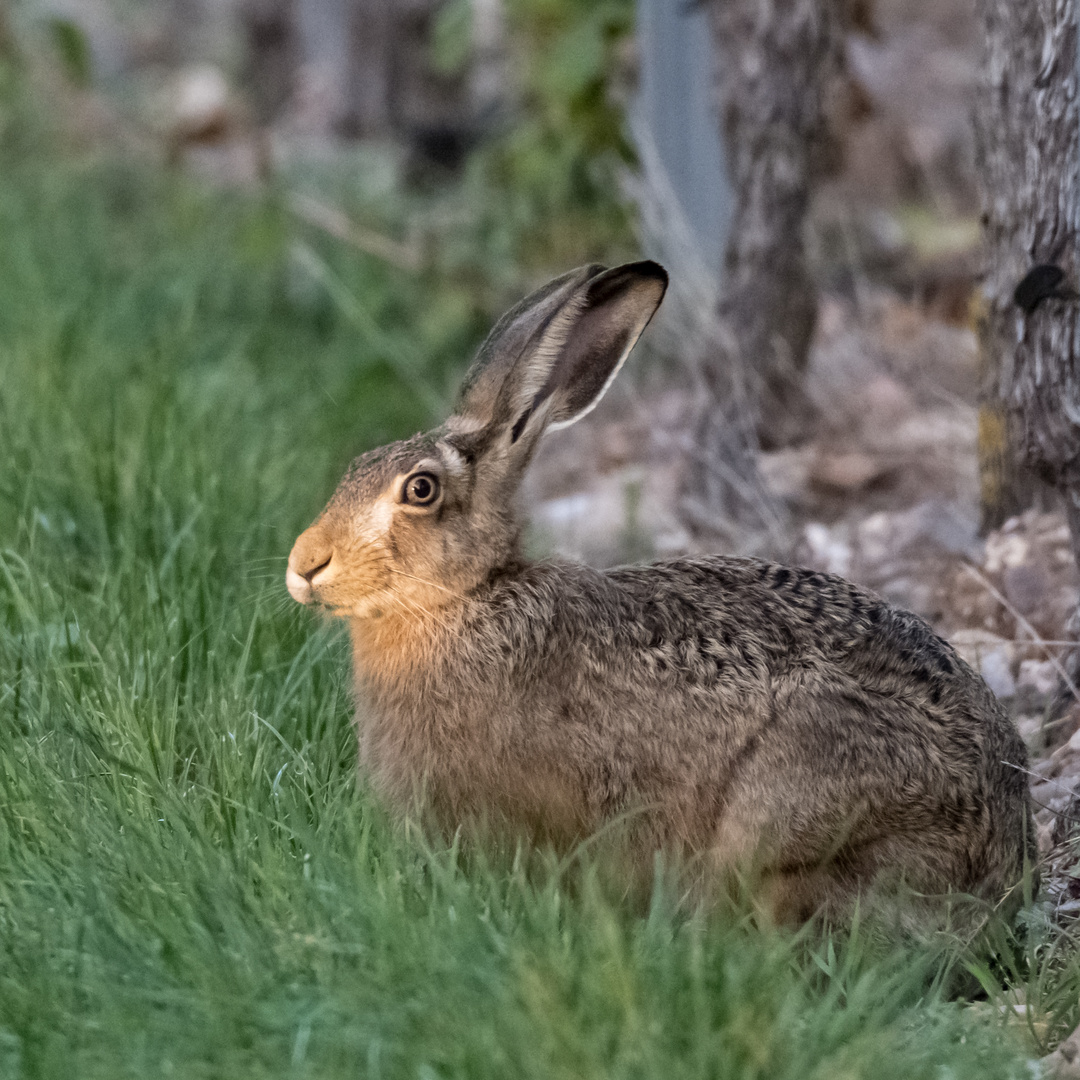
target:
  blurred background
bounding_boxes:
[1,0,1076,761]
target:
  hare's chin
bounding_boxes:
[285,567,314,605]
[348,594,390,620]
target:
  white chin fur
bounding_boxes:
[286,567,313,604]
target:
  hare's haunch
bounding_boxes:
[287,261,1033,921]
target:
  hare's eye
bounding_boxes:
[402,472,440,506]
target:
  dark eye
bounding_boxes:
[402,472,440,506]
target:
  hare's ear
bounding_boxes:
[451,261,667,448]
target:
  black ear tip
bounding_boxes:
[587,260,669,303]
[632,260,669,286]
[611,260,668,288]
[627,260,669,304]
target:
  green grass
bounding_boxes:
[0,141,1075,1078]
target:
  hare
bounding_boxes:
[287,260,1034,921]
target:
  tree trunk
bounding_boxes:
[680,0,837,552]
[338,0,469,152]
[239,0,299,127]
[338,0,396,139]
[705,0,837,452]
[974,0,1080,558]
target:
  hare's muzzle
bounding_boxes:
[286,527,335,605]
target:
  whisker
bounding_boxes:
[243,572,287,587]
[386,567,464,600]
[386,591,439,625]
[384,590,454,633]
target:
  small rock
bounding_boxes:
[1031,783,1073,815]
[1016,713,1046,745]
[1018,659,1059,700]
[979,648,1017,699]
[1003,563,1050,617]
[950,629,1017,697]
[1037,816,1056,855]
[984,530,1030,574]
[917,500,980,557]
[170,65,232,142]
[949,628,1016,669]
[859,373,914,428]
[856,511,896,565]
[810,451,892,493]
[802,522,853,577]
[880,578,933,618]
[760,449,811,502]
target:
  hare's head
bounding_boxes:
[287,261,667,619]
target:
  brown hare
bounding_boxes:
[287,260,1034,922]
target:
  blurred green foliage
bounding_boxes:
[46,16,91,86]
[435,0,638,274]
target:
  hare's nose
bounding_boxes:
[286,529,335,604]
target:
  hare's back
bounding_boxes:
[606,555,984,709]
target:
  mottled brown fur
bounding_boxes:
[287,261,1034,922]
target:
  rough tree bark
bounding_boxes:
[338,0,469,155]
[681,0,838,550]
[706,0,837,451]
[974,0,1080,559]
[977,10,1080,1068]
